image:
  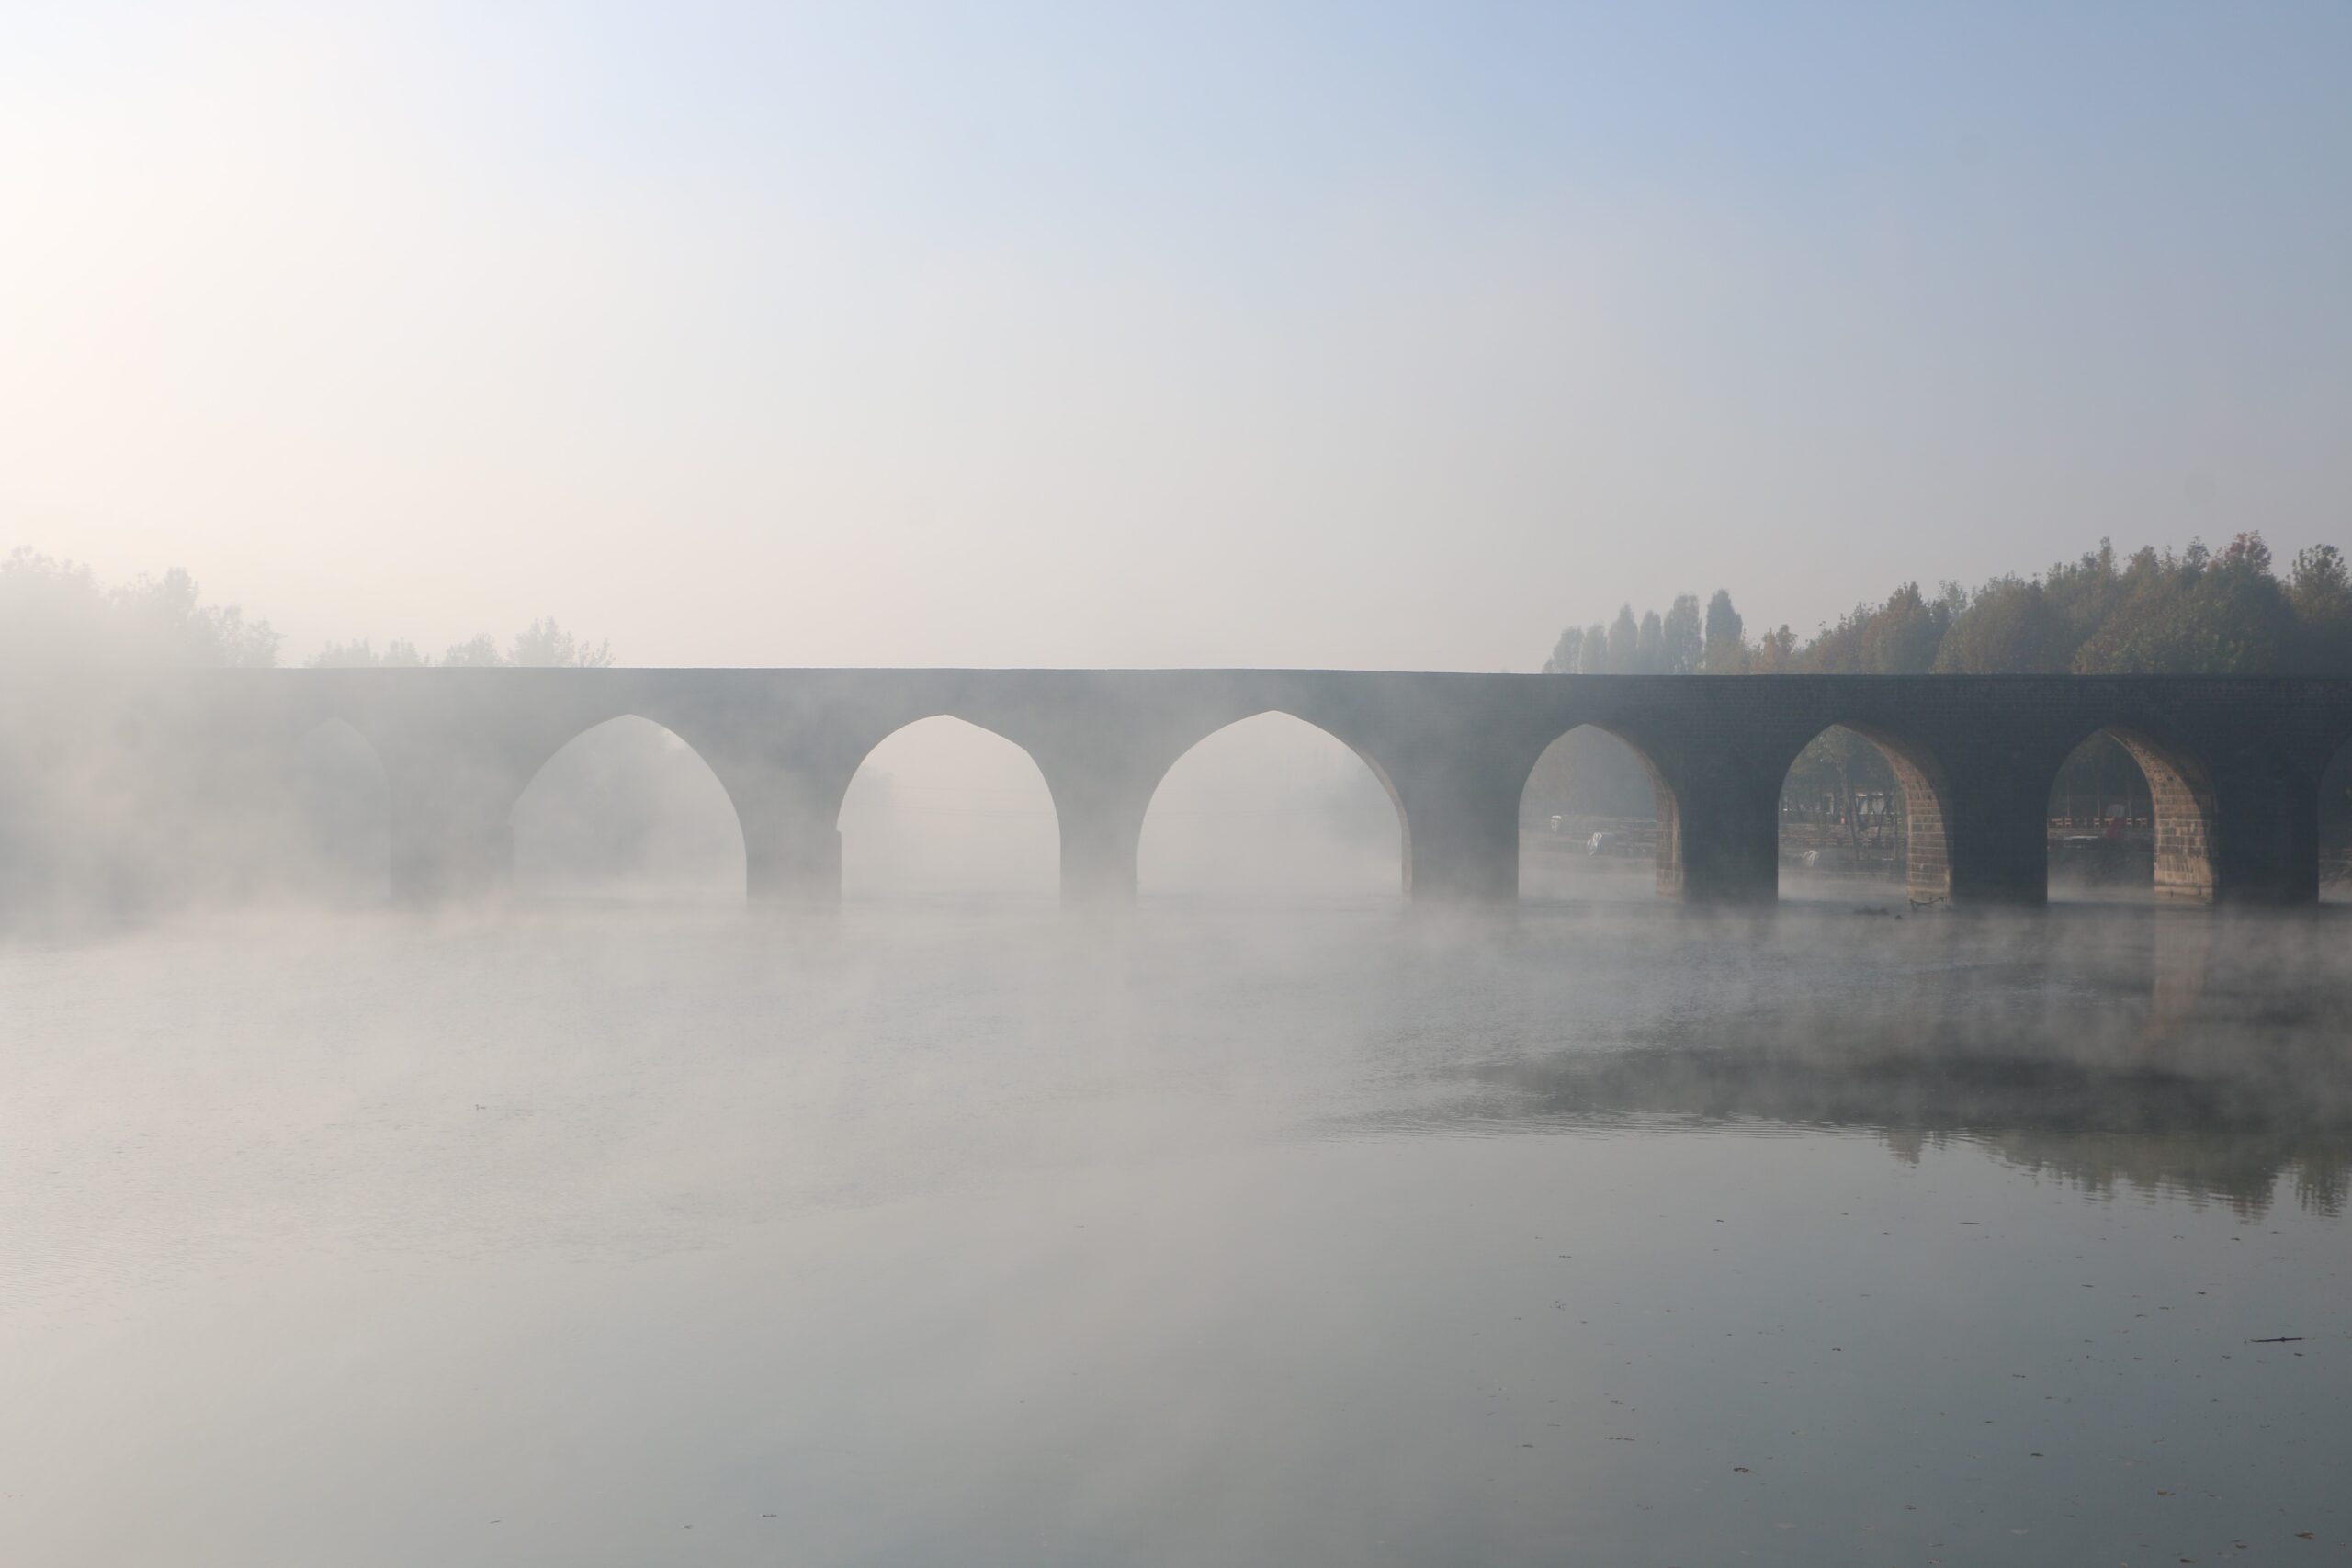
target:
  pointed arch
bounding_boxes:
[1778,722,1952,904]
[1516,723,1682,900]
[510,714,748,900]
[835,714,1060,898]
[1137,710,1407,898]
[2045,726,2215,903]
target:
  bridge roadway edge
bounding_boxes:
[177,670,2352,909]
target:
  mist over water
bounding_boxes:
[6,666,2350,1566]
[11,3,2352,1558]
[8,892,2352,1567]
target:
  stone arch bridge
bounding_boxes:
[188,669,2352,907]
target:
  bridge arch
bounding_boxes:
[284,717,391,903]
[510,714,748,900]
[2045,726,2216,903]
[1137,710,1407,899]
[1516,724,1681,899]
[1777,722,1952,905]
[835,715,1059,898]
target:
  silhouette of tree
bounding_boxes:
[1782,726,1897,848]
[1607,605,1639,673]
[1541,530,2352,678]
[440,634,506,667]
[1934,577,2073,672]
[2288,544,2352,671]
[2073,536,2294,673]
[1543,626,1585,675]
[426,621,615,668]
[1636,610,1665,672]
[1750,624,1797,673]
[509,617,615,668]
[1791,582,1962,674]
[308,639,427,669]
[1661,593,1702,674]
[1701,590,1746,673]
[1,550,279,668]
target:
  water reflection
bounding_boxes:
[1423,908,2352,1216]
[9,902,2352,1566]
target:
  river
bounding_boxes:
[6,899,2350,1565]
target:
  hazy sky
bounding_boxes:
[5,1,2346,669]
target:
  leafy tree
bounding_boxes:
[1607,605,1640,673]
[1792,607,1863,674]
[308,638,426,669]
[2290,543,2352,617]
[1933,577,2074,673]
[2048,736,2151,828]
[2073,536,2294,673]
[1,550,279,668]
[1543,626,1585,675]
[1750,624,1797,673]
[1543,529,2352,678]
[440,634,506,668]
[1867,583,1962,672]
[1781,726,1899,848]
[0,552,280,932]
[1636,610,1665,673]
[1661,593,1702,674]
[2041,539,2132,650]
[411,621,616,668]
[510,616,615,669]
[1790,582,1961,674]
[2289,545,2352,671]
[1701,590,1746,673]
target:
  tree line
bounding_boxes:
[1,549,613,670]
[1543,535,2352,677]
[0,548,619,931]
[1541,590,1756,676]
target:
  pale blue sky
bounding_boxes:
[3,1,2346,666]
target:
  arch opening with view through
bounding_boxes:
[1778,723,1951,906]
[1517,724,1681,900]
[2044,728,2215,904]
[509,716,747,902]
[835,716,1059,902]
[1137,711,1406,901]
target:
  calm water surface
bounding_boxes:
[6,900,2352,1565]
